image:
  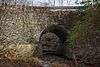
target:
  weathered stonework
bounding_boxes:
[0,5,99,64]
[0,5,79,45]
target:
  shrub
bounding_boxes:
[67,3,100,63]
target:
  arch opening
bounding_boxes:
[39,24,68,56]
[40,25,68,43]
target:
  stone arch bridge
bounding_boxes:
[0,5,100,64]
[0,5,82,56]
[0,5,81,43]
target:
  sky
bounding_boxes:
[28,0,83,6]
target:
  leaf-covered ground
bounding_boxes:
[0,55,99,67]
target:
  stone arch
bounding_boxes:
[39,24,68,56]
[40,24,68,43]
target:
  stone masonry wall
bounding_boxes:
[0,6,78,46]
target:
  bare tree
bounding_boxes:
[48,0,55,6]
[59,0,63,6]
[0,0,29,6]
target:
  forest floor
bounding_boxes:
[0,54,99,67]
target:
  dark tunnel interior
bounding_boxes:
[40,24,68,44]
